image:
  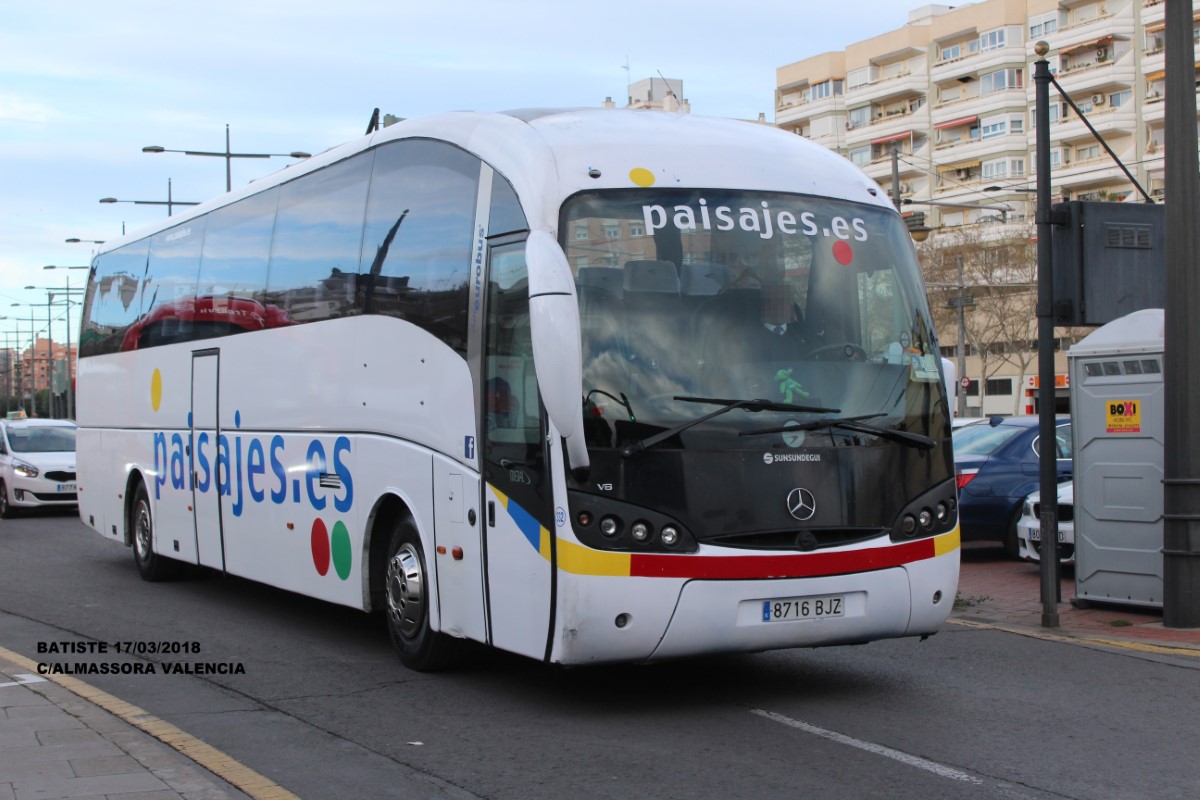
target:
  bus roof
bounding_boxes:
[95,109,895,256]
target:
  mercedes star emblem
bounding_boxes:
[787,488,817,521]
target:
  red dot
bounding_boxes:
[311,519,330,576]
[832,240,853,265]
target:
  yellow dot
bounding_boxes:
[150,368,162,412]
[629,168,655,187]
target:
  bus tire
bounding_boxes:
[131,483,178,581]
[384,515,460,671]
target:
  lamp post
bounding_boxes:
[43,266,88,419]
[143,124,311,193]
[11,303,36,415]
[101,178,200,217]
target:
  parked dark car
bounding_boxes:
[952,416,1072,557]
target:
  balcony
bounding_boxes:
[845,69,929,107]
[776,94,845,128]
[1047,101,1137,146]
[931,42,1028,86]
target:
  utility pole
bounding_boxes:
[1163,0,1200,627]
[1033,42,1060,628]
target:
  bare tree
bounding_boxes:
[918,222,1037,414]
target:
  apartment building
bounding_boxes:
[775,0,1179,416]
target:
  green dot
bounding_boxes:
[331,521,352,581]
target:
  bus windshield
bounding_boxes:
[563,189,945,452]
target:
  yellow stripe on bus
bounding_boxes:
[934,527,961,557]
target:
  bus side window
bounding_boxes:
[197,187,281,338]
[488,174,527,237]
[81,243,149,357]
[265,153,373,324]
[138,218,206,348]
[359,140,480,355]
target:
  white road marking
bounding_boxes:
[751,708,982,784]
[0,673,48,688]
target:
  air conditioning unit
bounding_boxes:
[1092,93,1106,105]
[956,168,970,179]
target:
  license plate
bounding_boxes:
[56,483,76,493]
[1029,528,1065,543]
[761,594,844,623]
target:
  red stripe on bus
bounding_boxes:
[628,538,936,580]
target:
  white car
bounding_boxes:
[1016,480,1074,564]
[0,417,78,517]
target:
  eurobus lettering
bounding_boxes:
[76,109,959,671]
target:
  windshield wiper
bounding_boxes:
[620,396,841,458]
[739,413,936,449]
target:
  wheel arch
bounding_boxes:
[122,469,149,547]
[363,491,433,615]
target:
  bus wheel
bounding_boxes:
[384,517,459,671]
[131,483,177,581]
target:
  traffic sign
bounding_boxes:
[960,376,971,389]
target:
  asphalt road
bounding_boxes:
[1,510,1197,799]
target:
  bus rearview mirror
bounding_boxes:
[525,230,590,473]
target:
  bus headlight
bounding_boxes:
[660,526,679,547]
[631,522,650,542]
[599,517,619,537]
[890,478,958,543]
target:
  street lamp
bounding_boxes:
[43,266,88,418]
[101,178,200,217]
[143,124,311,193]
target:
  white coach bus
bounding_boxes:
[76,109,959,669]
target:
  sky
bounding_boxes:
[1,0,921,347]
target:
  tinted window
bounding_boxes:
[266,154,373,323]
[196,187,281,338]
[359,140,479,354]
[131,219,206,349]
[952,423,1024,456]
[5,425,76,453]
[488,174,527,237]
[80,242,149,357]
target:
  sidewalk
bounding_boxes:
[0,648,263,800]
[952,544,1200,654]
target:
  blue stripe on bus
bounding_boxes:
[507,497,542,551]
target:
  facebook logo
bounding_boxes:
[464,436,475,459]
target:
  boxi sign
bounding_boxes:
[1105,399,1141,433]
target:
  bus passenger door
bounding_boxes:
[479,239,555,661]
[191,351,224,571]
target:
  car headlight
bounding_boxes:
[13,459,39,478]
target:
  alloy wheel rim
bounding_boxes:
[134,503,152,560]
[386,543,424,640]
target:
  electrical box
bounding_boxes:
[1051,201,1165,326]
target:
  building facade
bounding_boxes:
[775,0,1179,416]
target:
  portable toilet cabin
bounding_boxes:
[1068,308,1164,608]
